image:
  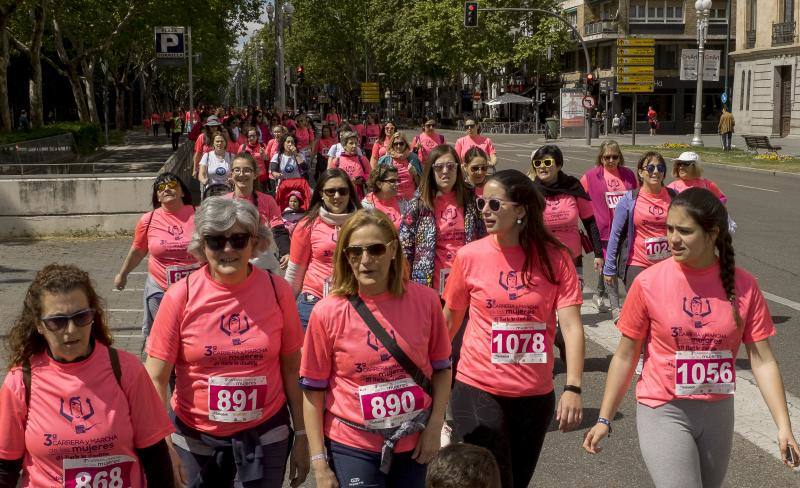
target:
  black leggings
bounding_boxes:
[450,381,555,488]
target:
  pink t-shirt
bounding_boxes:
[667,178,727,204]
[289,217,339,298]
[223,191,283,229]
[617,259,775,408]
[454,135,495,161]
[265,139,279,165]
[542,193,593,258]
[580,167,629,211]
[294,127,315,151]
[147,266,304,436]
[317,137,337,156]
[363,193,402,229]
[384,156,416,200]
[365,125,381,147]
[433,191,465,295]
[325,114,342,126]
[132,205,197,290]
[300,284,451,453]
[330,153,370,182]
[0,343,173,488]
[352,124,365,144]
[371,141,389,160]
[238,143,268,180]
[413,132,445,163]
[194,133,212,154]
[443,235,583,397]
[629,188,671,268]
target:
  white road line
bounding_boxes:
[113,334,142,339]
[733,184,780,193]
[128,271,148,275]
[108,309,142,313]
[763,292,800,313]
[110,288,145,292]
[582,314,798,464]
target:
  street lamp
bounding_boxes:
[691,0,713,147]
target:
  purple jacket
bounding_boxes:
[583,165,638,242]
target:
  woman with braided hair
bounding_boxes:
[584,187,800,487]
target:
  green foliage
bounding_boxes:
[0,122,101,154]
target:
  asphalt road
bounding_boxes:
[1,131,799,486]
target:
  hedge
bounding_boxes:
[0,122,102,155]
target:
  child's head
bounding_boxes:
[426,443,501,488]
[288,191,303,210]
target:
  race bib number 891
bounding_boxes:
[208,376,268,423]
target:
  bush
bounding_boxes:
[0,122,102,154]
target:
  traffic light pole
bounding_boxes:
[473,7,593,146]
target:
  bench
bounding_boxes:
[743,135,782,154]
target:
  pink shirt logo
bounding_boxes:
[441,207,458,227]
[648,205,665,217]
[366,329,397,362]
[167,225,185,240]
[59,396,96,434]
[219,313,252,345]
[682,296,713,329]
[498,271,532,301]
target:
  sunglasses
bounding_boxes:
[465,124,476,129]
[532,158,556,169]
[157,180,179,192]
[433,162,457,172]
[602,154,621,161]
[381,178,399,184]
[345,242,391,260]
[424,124,434,128]
[644,163,667,174]
[248,133,258,138]
[40,308,95,332]
[204,233,251,251]
[477,197,519,212]
[232,167,254,175]
[323,187,350,197]
[675,161,695,167]
[468,165,490,173]
[392,141,406,147]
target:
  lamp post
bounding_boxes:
[691,0,712,147]
[267,1,292,113]
[255,39,261,109]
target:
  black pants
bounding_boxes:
[451,381,555,488]
[152,123,160,136]
[172,132,181,150]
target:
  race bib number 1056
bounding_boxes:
[674,350,735,396]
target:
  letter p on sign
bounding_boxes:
[155,27,185,58]
[161,34,179,52]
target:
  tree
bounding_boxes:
[0,0,20,132]
[8,0,47,128]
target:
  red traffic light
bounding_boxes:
[296,65,304,73]
[587,73,594,82]
[468,4,475,10]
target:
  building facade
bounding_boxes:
[560,0,736,135]
[730,0,798,136]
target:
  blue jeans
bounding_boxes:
[325,439,427,488]
[295,293,321,331]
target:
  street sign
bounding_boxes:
[155,27,185,58]
[616,83,655,93]
[679,49,721,81]
[582,95,596,110]
[617,38,655,47]
[617,56,656,66]
[721,92,728,103]
[360,82,380,102]
[617,47,655,56]
[617,75,656,84]
[618,65,654,74]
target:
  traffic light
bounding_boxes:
[586,72,595,92]
[297,65,305,83]
[464,2,478,27]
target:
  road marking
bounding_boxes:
[111,288,145,292]
[113,334,143,339]
[733,184,779,193]
[763,292,800,313]
[108,309,142,313]
[582,311,799,464]
[128,271,148,275]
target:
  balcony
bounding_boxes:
[584,20,618,36]
[772,21,796,46]
[746,30,756,49]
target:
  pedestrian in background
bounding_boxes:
[719,106,735,151]
[612,113,621,135]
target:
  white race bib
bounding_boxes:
[208,376,267,423]
[439,268,451,296]
[604,191,626,209]
[166,263,200,286]
[491,322,548,364]
[644,236,670,262]
[323,276,332,297]
[358,378,425,429]
[63,455,135,488]
[674,350,735,396]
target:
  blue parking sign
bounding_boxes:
[155,27,185,58]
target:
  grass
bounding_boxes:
[621,143,800,173]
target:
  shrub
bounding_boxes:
[0,122,102,154]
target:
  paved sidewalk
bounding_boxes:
[79,130,180,174]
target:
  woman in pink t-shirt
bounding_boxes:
[462,146,491,197]
[454,119,497,166]
[300,209,452,488]
[364,114,381,159]
[312,125,337,183]
[238,127,270,187]
[145,197,309,487]
[584,187,800,485]
[443,169,585,488]
[399,145,486,296]
[114,172,197,339]
[376,131,423,201]
[361,164,405,230]
[412,119,446,164]
[294,115,316,161]
[369,120,397,169]
[668,151,728,204]
[328,131,372,200]
[285,169,361,329]
[0,264,174,487]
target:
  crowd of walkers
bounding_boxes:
[1,105,798,488]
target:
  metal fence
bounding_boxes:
[0,133,77,165]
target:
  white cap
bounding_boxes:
[674,151,699,163]
[205,115,222,127]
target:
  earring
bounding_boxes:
[516,218,523,224]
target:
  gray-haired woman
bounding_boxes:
[144,197,309,488]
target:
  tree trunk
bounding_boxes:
[27,0,46,128]
[114,83,124,130]
[52,12,89,122]
[81,57,100,123]
[0,28,12,132]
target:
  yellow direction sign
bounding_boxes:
[617,38,655,47]
[617,83,654,93]
[618,56,655,66]
[616,75,655,84]
[617,47,655,56]
[618,65,655,74]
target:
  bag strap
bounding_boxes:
[108,346,123,388]
[267,271,283,317]
[347,295,432,396]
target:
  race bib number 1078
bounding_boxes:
[491,322,548,364]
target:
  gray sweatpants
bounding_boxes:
[637,398,734,488]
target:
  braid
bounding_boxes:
[716,230,742,327]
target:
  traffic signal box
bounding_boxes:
[464,2,478,27]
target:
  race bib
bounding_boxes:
[438,268,451,296]
[208,376,268,423]
[63,455,135,488]
[165,263,200,286]
[644,236,670,262]
[323,276,332,297]
[367,136,378,145]
[674,350,735,395]
[358,378,425,429]
[491,322,548,364]
[604,191,625,209]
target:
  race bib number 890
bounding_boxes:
[358,378,425,429]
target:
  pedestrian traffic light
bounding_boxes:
[297,65,305,83]
[586,72,595,92]
[464,2,478,27]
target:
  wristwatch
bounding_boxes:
[563,384,582,395]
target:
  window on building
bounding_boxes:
[709,7,727,23]
[630,1,685,23]
[781,0,794,23]
[740,71,745,111]
[565,9,577,27]
[746,71,751,111]
[599,45,613,69]
[655,44,678,68]
[747,0,757,30]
